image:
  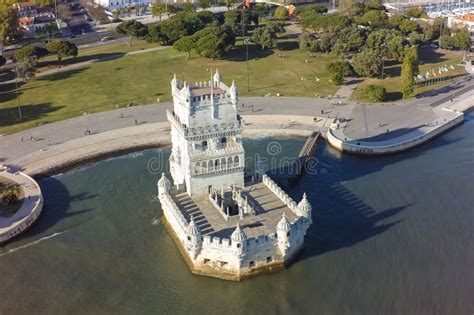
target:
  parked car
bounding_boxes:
[101,36,112,42]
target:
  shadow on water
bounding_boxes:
[7,176,93,244]
[268,140,411,262]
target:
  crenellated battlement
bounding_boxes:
[159,71,313,281]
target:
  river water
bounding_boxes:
[1,113,473,314]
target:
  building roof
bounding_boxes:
[18,17,34,25]
[454,14,474,22]
[16,2,36,8]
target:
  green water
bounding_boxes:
[1,114,473,314]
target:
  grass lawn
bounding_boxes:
[0,37,338,134]
[352,47,467,103]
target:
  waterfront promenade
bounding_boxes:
[0,76,473,175]
[0,167,43,243]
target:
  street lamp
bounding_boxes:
[381,42,387,87]
[244,37,249,92]
[14,66,22,120]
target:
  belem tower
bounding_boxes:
[157,70,313,281]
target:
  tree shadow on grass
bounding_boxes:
[276,40,299,51]
[224,43,274,61]
[385,91,403,101]
[0,103,63,127]
[37,52,126,69]
[38,67,88,81]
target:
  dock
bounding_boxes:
[270,131,320,185]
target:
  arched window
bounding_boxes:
[221,158,226,166]
[221,137,227,143]
[228,157,233,164]
[234,156,239,164]
[202,140,208,149]
[215,159,220,168]
[208,160,213,169]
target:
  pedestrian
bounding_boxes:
[84,130,87,136]
[451,98,453,102]
[378,121,381,127]
[320,109,324,115]
[30,136,33,141]
[48,140,51,146]
[21,136,23,142]
[386,129,389,133]
[135,119,138,125]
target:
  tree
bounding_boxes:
[274,6,288,20]
[252,26,277,50]
[387,35,406,61]
[399,19,418,34]
[193,26,235,58]
[400,55,414,98]
[357,10,388,29]
[353,48,383,77]
[451,28,471,50]
[404,7,426,19]
[46,40,78,68]
[332,26,365,55]
[174,35,195,59]
[200,0,212,10]
[404,45,419,75]
[326,61,352,85]
[361,85,387,102]
[0,55,6,67]
[116,20,148,46]
[338,0,365,16]
[0,6,23,45]
[13,45,49,62]
[16,56,37,81]
[299,32,316,50]
[151,2,168,21]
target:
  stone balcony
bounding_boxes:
[167,109,244,140]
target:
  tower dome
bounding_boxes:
[277,213,291,232]
[231,222,247,242]
[157,173,171,195]
[186,216,201,236]
[298,193,312,213]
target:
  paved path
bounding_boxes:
[0,75,473,175]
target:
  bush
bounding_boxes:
[361,85,387,102]
[1,185,20,205]
[326,61,352,85]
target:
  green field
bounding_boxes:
[352,48,466,102]
[0,39,338,134]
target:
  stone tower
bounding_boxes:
[167,70,245,196]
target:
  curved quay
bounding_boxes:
[0,167,43,244]
[326,108,466,155]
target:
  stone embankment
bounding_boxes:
[0,167,43,244]
[327,92,473,155]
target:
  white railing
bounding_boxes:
[262,174,299,215]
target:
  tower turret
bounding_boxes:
[297,193,312,223]
[157,173,171,196]
[277,213,291,256]
[213,68,221,87]
[229,80,238,105]
[185,216,202,259]
[231,222,247,259]
[171,73,179,93]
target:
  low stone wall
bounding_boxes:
[0,171,44,244]
[327,110,465,155]
[262,174,299,214]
